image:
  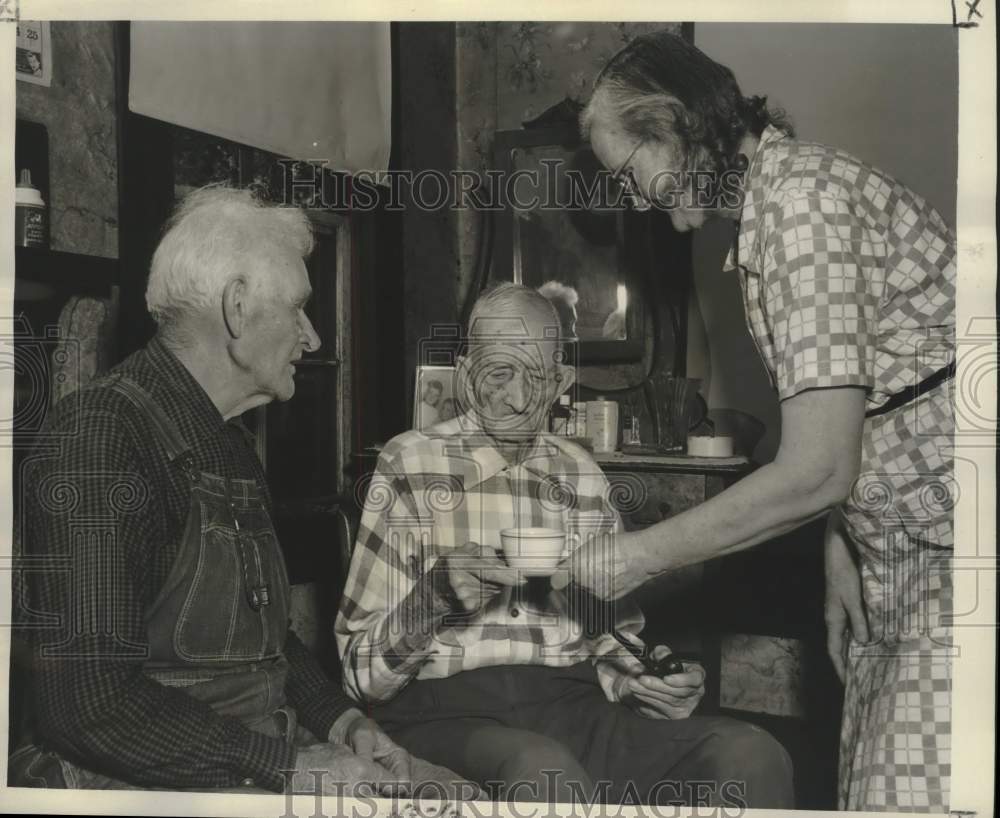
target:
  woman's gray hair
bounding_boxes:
[580,30,792,176]
[581,77,682,143]
[145,185,313,328]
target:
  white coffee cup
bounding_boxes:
[499,527,568,577]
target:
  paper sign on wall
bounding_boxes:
[16,20,52,87]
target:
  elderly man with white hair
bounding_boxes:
[17,186,467,798]
[337,283,794,809]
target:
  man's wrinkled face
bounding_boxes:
[462,309,565,442]
[242,252,321,403]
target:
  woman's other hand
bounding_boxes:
[824,510,870,683]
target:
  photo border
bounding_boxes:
[1,3,994,818]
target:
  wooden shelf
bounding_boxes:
[356,444,751,476]
[14,246,119,302]
[594,450,751,475]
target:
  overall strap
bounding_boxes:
[109,376,197,478]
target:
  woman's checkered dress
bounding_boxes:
[727,126,955,812]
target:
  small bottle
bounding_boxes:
[574,401,588,441]
[550,394,571,436]
[623,399,641,445]
[15,169,47,248]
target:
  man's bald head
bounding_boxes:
[467,282,563,353]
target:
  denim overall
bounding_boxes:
[14,377,307,789]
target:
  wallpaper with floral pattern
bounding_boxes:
[455,22,684,390]
[455,22,682,171]
[496,22,680,129]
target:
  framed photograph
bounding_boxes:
[16,21,52,87]
[412,365,458,431]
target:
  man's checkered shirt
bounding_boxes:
[336,413,647,705]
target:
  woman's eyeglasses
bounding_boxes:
[609,140,652,211]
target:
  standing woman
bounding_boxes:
[565,31,956,813]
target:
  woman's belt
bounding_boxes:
[865,361,955,419]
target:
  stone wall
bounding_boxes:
[16,21,119,258]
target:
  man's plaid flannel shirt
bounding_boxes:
[336,413,647,705]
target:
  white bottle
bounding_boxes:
[15,169,47,248]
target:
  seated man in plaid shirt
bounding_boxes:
[336,283,794,808]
